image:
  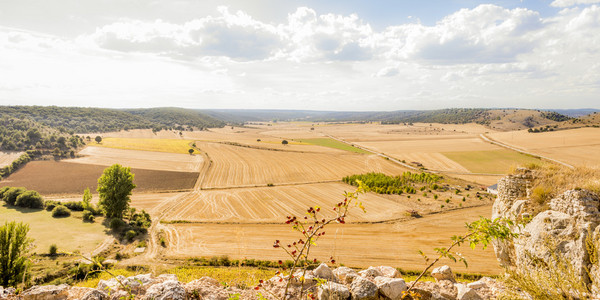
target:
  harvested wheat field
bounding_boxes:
[489,128,600,167]
[95,137,195,154]
[0,151,24,168]
[199,142,406,188]
[67,146,204,172]
[0,161,198,195]
[161,205,500,274]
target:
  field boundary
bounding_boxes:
[479,134,574,169]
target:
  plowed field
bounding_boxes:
[0,161,198,195]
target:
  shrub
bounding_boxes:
[82,210,95,222]
[63,201,84,211]
[109,218,125,230]
[52,205,71,218]
[15,190,44,209]
[281,140,288,145]
[3,187,26,205]
[45,200,59,211]
[0,187,10,200]
[124,230,137,241]
[49,244,58,256]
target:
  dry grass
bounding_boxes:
[0,202,108,254]
[0,151,24,168]
[0,161,198,195]
[443,150,542,174]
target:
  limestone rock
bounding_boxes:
[550,189,600,222]
[0,286,16,299]
[431,266,456,283]
[317,282,350,300]
[185,276,230,300]
[22,284,69,300]
[375,266,401,278]
[157,274,178,282]
[374,276,407,300]
[67,287,95,300]
[144,280,186,300]
[350,276,378,300]
[358,266,383,279]
[81,289,108,300]
[455,283,482,300]
[314,263,336,282]
[97,275,126,293]
[466,280,487,290]
[333,267,358,284]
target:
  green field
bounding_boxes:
[95,138,194,154]
[443,149,542,174]
[0,203,108,254]
[296,138,371,154]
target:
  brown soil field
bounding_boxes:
[488,128,600,167]
[0,151,24,168]
[198,142,407,188]
[67,146,204,172]
[160,205,500,274]
[0,161,198,195]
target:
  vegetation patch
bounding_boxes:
[96,137,195,154]
[295,138,370,154]
[442,150,542,174]
[343,172,441,195]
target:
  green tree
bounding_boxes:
[82,187,92,211]
[0,221,32,287]
[188,148,194,155]
[95,136,102,144]
[97,164,136,219]
[281,140,288,145]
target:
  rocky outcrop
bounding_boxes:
[15,265,502,300]
[492,170,600,295]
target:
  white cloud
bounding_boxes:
[551,0,600,7]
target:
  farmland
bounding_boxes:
[0,151,24,168]
[0,121,552,275]
[95,137,195,154]
[0,161,198,194]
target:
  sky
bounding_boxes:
[0,0,599,111]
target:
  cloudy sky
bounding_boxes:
[1,0,599,111]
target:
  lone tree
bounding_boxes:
[97,164,136,219]
[0,221,32,287]
[95,136,102,144]
[188,148,194,155]
[282,140,288,145]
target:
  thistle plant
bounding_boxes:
[255,182,367,299]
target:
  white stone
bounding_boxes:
[333,267,357,284]
[314,263,336,281]
[358,266,383,278]
[375,266,401,278]
[374,276,407,300]
[134,247,146,253]
[350,276,378,300]
[431,265,456,283]
[144,280,185,300]
[317,282,350,300]
[466,280,487,290]
[455,283,483,300]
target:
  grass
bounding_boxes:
[295,138,371,154]
[94,138,194,154]
[443,149,542,174]
[0,203,108,253]
[76,266,273,289]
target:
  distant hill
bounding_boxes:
[547,108,600,118]
[0,106,225,133]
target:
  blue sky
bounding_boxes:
[0,0,599,110]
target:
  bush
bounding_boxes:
[82,210,95,222]
[49,244,58,256]
[45,200,59,211]
[15,190,44,209]
[109,218,125,230]
[3,187,26,205]
[0,187,10,200]
[63,201,84,211]
[52,205,71,218]
[124,230,137,241]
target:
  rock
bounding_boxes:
[109,290,129,300]
[317,282,350,300]
[350,276,378,300]
[375,266,401,278]
[102,259,118,267]
[314,263,336,282]
[455,284,482,300]
[466,280,487,290]
[81,289,108,300]
[22,284,69,300]
[431,266,456,283]
[67,287,95,300]
[333,267,358,284]
[97,276,126,293]
[550,189,600,222]
[157,274,178,281]
[144,280,186,300]
[358,266,383,279]
[185,277,229,300]
[0,287,15,299]
[134,247,146,253]
[412,280,456,300]
[374,276,407,300]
